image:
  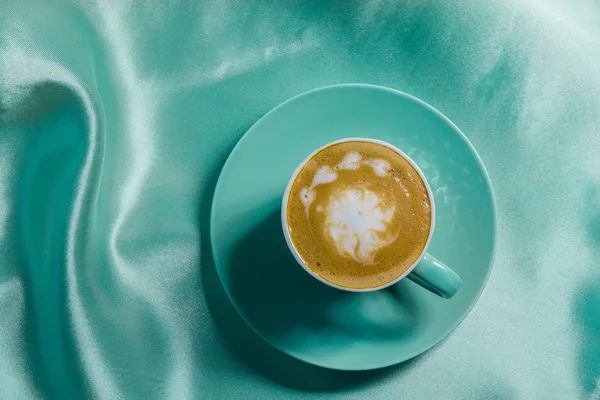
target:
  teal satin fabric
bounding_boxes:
[1,1,599,398]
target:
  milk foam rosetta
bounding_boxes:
[324,184,398,264]
[286,141,432,290]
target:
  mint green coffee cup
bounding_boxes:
[282,137,461,298]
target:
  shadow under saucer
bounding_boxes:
[220,207,425,369]
[202,209,425,392]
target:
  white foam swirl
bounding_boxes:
[322,185,397,264]
[312,166,338,186]
[364,159,390,176]
[335,152,361,170]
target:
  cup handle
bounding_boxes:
[406,253,461,299]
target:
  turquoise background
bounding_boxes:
[0,0,598,398]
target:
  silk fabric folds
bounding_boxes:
[0,1,599,399]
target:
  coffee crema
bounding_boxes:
[286,140,432,290]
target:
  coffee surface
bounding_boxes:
[286,141,432,289]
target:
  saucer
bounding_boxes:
[210,84,497,370]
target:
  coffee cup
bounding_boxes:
[281,138,461,298]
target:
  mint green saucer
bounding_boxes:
[210,84,497,370]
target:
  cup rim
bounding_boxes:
[281,137,436,293]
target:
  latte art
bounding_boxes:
[286,140,432,290]
[323,184,398,264]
